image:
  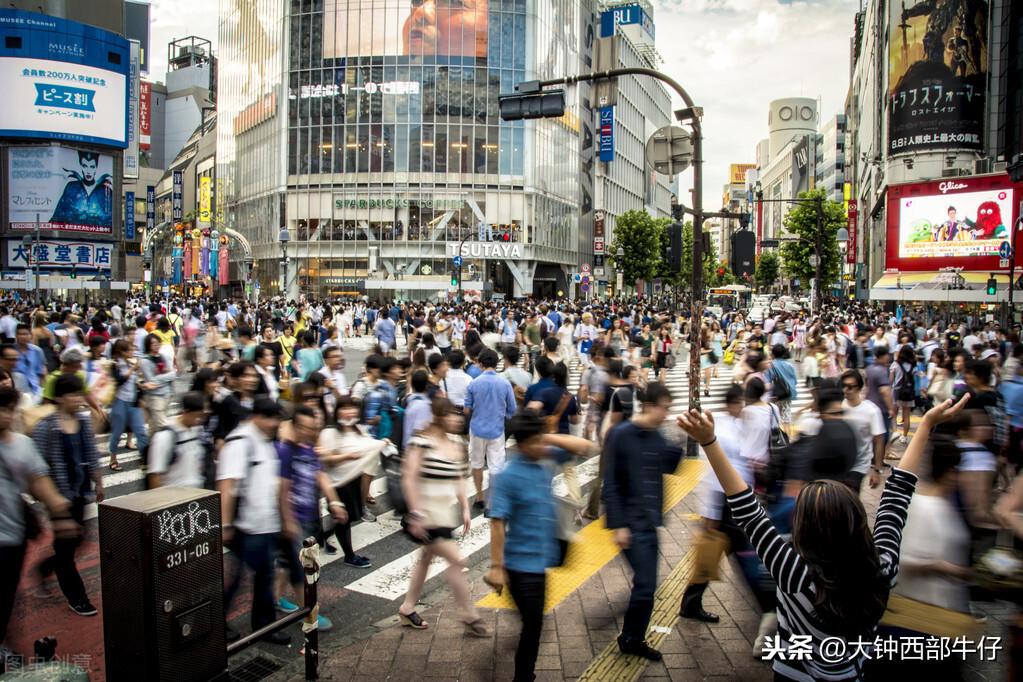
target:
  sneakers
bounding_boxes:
[324,543,339,556]
[617,635,662,661]
[344,555,372,568]
[898,435,909,445]
[68,600,97,616]
[316,614,334,631]
[752,612,778,658]
[277,597,300,613]
[361,509,377,523]
[472,500,486,513]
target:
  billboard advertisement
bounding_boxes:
[198,176,212,226]
[124,40,140,179]
[0,9,130,148]
[8,146,114,234]
[323,0,488,59]
[886,175,1022,272]
[888,0,987,155]
[729,163,756,185]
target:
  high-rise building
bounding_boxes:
[754,98,818,246]
[846,0,1021,304]
[0,3,132,292]
[815,114,847,203]
[218,0,659,300]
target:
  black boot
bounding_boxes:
[680,582,720,623]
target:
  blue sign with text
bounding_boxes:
[125,191,135,240]
[598,107,614,162]
[599,4,655,39]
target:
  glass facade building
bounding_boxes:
[218,0,598,299]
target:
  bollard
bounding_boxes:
[299,536,320,681]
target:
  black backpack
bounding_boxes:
[894,362,916,402]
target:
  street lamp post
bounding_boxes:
[278,227,290,299]
[615,245,624,299]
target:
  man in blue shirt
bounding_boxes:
[374,309,397,355]
[1001,349,1023,470]
[14,324,46,400]
[463,348,517,510]
[603,382,685,661]
[486,413,594,682]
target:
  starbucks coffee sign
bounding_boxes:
[334,197,465,210]
[446,242,523,259]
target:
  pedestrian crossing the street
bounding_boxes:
[80,358,815,603]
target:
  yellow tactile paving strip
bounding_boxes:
[476,459,705,613]
[577,548,697,682]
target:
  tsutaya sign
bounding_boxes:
[446,242,523,259]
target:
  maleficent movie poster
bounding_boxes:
[888,0,988,155]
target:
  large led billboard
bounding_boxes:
[8,146,114,234]
[886,175,1022,272]
[0,9,129,148]
[323,0,489,59]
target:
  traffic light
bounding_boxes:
[451,267,460,288]
[986,276,998,296]
[664,221,683,272]
[499,82,566,121]
[717,266,725,277]
[70,264,77,279]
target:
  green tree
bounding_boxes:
[755,250,780,290]
[707,262,736,288]
[609,210,663,286]
[778,188,846,293]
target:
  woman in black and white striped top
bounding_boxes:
[676,394,971,681]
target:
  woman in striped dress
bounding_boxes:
[675,394,970,681]
[397,397,489,637]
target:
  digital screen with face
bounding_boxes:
[323,0,489,60]
[897,187,1012,260]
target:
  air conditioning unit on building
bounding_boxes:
[974,158,993,175]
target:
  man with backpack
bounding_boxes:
[766,345,798,428]
[146,391,211,489]
[363,358,404,443]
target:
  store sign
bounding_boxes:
[598,107,614,162]
[599,3,654,39]
[7,238,112,269]
[139,80,151,149]
[7,146,114,234]
[198,176,212,225]
[593,237,605,254]
[125,191,135,241]
[334,196,464,210]
[172,170,182,220]
[145,185,155,234]
[445,242,523,260]
[322,277,365,290]
[124,40,140,179]
[594,210,605,239]
[846,199,857,265]
[0,9,130,148]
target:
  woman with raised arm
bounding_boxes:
[676,394,970,682]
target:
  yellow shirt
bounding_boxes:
[154,329,175,348]
[279,334,297,363]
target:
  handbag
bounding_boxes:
[666,353,677,369]
[723,348,735,365]
[708,351,720,365]
[691,529,729,583]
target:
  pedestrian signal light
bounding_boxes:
[70,265,77,279]
[986,276,997,296]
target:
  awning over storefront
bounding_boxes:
[869,271,1012,302]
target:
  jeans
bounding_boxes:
[506,570,546,682]
[621,528,658,643]
[223,530,278,631]
[0,543,26,643]
[108,398,149,457]
[40,497,88,606]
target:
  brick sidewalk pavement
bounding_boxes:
[288,485,774,681]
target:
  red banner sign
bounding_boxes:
[140,81,151,150]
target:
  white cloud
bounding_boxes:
[652,0,859,202]
[148,0,220,80]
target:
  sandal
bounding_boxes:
[464,618,490,637]
[398,610,428,629]
[109,461,123,472]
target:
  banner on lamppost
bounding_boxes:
[145,185,155,234]
[847,199,857,265]
[198,176,212,226]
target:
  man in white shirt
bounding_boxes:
[218,398,294,644]
[147,392,208,489]
[841,369,887,492]
[442,349,473,408]
[962,328,983,355]
[0,307,17,342]
[318,346,349,417]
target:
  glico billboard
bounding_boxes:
[0,9,130,148]
[886,174,1023,272]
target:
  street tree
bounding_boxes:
[609,210,663,286]
[755,250,780,291]
[778,188,845,292]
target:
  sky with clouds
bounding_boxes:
[149,0,860,201]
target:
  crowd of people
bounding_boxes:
[0,292,1020,681]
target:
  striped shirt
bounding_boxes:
[408,434,469,480]
[726,468,918,681]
